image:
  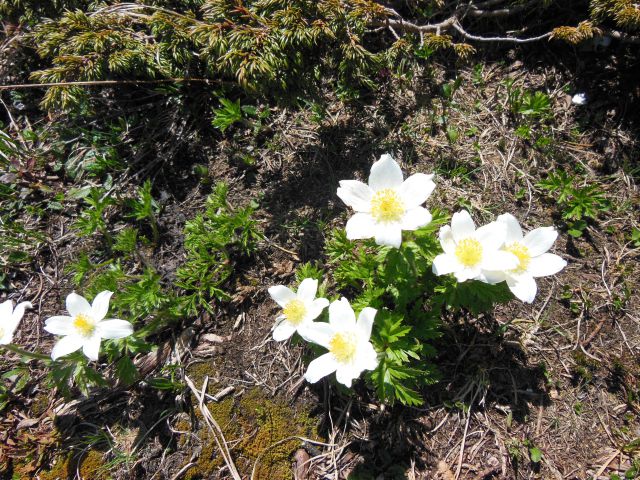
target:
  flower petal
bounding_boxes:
[528,253,567,278]
[304,353,338,383]
[497,213,524,243]
[268,285,296,308]
[272,322,296,341]
[91,291,113,321]
[374,224,403,248]
[44,316,75,336]
[398,173,436,209]
[357,342,379,372]
[51,335,84,360]
[296,278,318,302]
[96,319,134,339]
[475,221,507,252]
[439,225,456,254]
[401,207,432,231]
[328,298,356,329]
[523,227,558,257]
[66,292,92,317]
[335,363,360,388]
[356,307,376,341]
[454,266,482,282]
[300,321,334,347]
[82,334,102,361]
[306,298,329,321]
[0,300,13,319]
[432,253,460,276]
[337,180,373,212]
[368,154,403,191]
[345,212,376,240]
[481,251,519,271]
[451,210,476,242]
[12,301,32,320]
[483,270,507,284]
[0,331,13,345]
[506,274,538,303]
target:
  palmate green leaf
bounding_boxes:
[351,286,385,312]
[435,278,513,314]
[74,362,107,397]
[370,360,437,406]
[376,311,412,343]
[176,182,259,314]
[115,356,138,386]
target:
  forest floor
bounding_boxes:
[1,41,639,480]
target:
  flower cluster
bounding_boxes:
[269,153,567,390]
[432,211,567,303]
[0,291,134,362]
[269,279,378,387]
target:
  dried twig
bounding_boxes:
[184,375,242,480]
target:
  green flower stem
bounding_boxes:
[1,343,51,362]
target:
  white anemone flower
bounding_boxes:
[571,93,587,105]
[484,213,567,303]
[44,291,133,361]
[303,298,378,388]
[432,210,519,282]
[268,278,329,341]
[0,300,32,345]
[337,154,436,248]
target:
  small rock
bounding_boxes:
[293,448,310,480]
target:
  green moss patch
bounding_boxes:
[183,388,318,480]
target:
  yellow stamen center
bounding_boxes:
[283,299,307,326]
[73,313,96,337]
[504,242,531,273]
[455,238,483,267]
[329,332,358,363]
[370,189,405,223]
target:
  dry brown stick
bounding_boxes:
[184,375,242,480]
[0,78,220,90]
[593,449,622,479]
[581,316,607,348]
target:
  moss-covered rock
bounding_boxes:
[38,449,109,480]
[182,388,318,480]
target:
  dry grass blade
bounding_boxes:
[184,375,242,480]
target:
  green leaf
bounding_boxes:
[147,377,183,391]
[529,446,543,463]
[115,356,138,386]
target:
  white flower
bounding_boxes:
[303,298,378,388]
[0,300,32,345]
[268,278,329,341]
[44,291,133,361]
[484,214,567,303]
[337,154,436,248]
[571,93,587,105]
[432,210,519,283]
